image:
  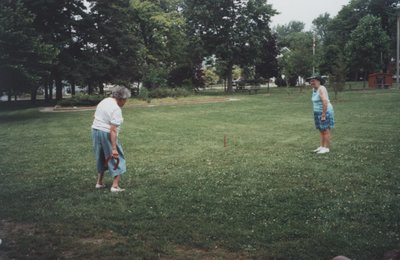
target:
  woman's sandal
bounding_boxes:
[95,183,106,189]
[110,186,125,192]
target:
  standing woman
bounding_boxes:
[308,75,334,154]
[91,86,131,192]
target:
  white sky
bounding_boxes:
[268,0,351,30]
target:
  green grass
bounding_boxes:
[0,88,399,259]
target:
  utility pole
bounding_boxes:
[397,9,399,89]
[312,33,316,75]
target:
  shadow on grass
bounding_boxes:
[0,99,57,110]
[0,107,61,124]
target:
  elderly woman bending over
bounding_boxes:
[91,86,131,192]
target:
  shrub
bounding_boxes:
[275,77,287,87]
[57,94,104,107]
[148,88,191,99]
[142,65,168,89]
[167,66,192,87]
[137,87,150,101]
[149,88,170,99]
[174,88,191,97]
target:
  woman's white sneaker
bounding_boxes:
[317,147,330,154]
[313,146,323,152]
[110,186,125,192]
[95,183,106,189]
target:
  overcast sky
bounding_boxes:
[268,0,350,30]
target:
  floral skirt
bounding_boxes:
[314,111,334,131]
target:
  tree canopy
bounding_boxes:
[184,0,278,92]
[0,0,58,101]
[1,0,399,100]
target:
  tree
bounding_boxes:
[345,15,390,86]
[274,21,305,49]
[366,0,399,64]
[0,0,57,101]
[322,0,397,80]
[23,0,89,100]
[255,33,279,89]
[278,31,314,87]
[274,20,309,85]
[81,0,144,94]
[184,0,277,92]
[129,0,193,89]
[312,13,332,44]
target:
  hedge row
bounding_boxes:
[57,88,192,107]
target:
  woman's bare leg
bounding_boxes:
[112,175,121,188]
[97,172,104,185]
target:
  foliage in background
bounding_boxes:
[0,89,399,259]
[320,0,397,80]
[0,0,58,100]
[82,0,144,95]
[345,15,390,85]
[148,87,191,99]
[1,0,400,102]
[142,64,169,89]
[275,0,398,83]
[57,94,104,107]
[275,22,314,86]
[203,68,220,86]
[136,86,150,101]
[184,0,278,92]
[274,21,305,49]
[22,0,89,100]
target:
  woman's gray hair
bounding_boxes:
[112,86,131,99]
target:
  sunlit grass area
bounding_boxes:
[0,88,399,259]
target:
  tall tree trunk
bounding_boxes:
[224,79,227,92]
[7,89,11,102]
[88,82,93,95]
[226,63,233,93]
[49,81,53,100]
[363,71,367,89]
[30,86,38,103]
[55,76,63,100]
[44,84,48,101]
[99,82,104,95]
[71,82,76,96]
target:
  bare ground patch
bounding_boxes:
[161,245,253,260]
[0,219,254,259]
[0,219,36,260]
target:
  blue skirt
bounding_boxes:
[91,129,127,177]
[314,111,334,131]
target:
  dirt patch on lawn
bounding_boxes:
[0,219,256,259]
[162,245,253,259]
[0,219,36,260]
[78,230,125,246]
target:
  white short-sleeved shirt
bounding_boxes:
[91,97,123,133]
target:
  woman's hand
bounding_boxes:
[321,114,326,121]
[112,148,119,158]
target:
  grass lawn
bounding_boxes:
[0,88,399,259]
